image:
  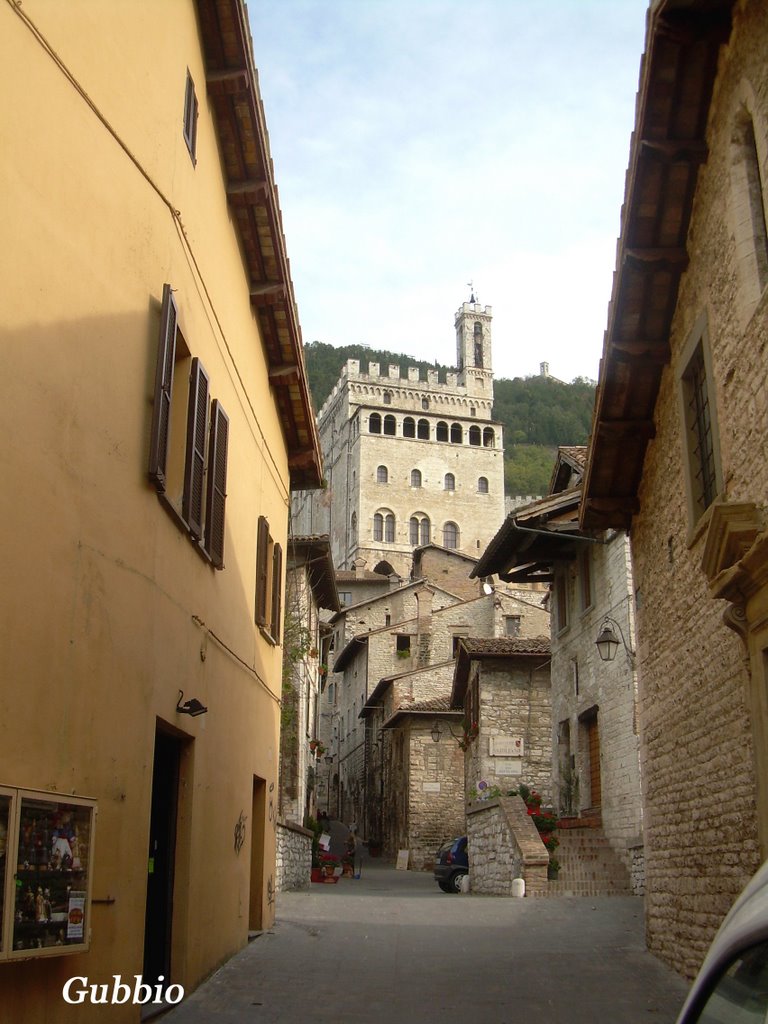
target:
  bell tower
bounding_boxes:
[455,290,493,398]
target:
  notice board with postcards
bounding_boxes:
[0,786,96,960]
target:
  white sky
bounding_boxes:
[249,1,650,383]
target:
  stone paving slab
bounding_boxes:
[164,860,691,1024]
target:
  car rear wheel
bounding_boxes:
[438,871,466,893]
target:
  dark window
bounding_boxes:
[271,543,283,643]
[411,469,422,488]
[373,513,383,542]
[396,635,411,656]
[183,70,198,163]
[579,549,593,611]
[384,513,395,543]
[422,397,429,410]
[555,572,569,633]
[255,517,282,643]
[369,413,382,434]
[436,421,449,442]
[443,522,458,548]
[383,414,396,436]
[148,284,179,491]
[417,418,430,440]
[450,423,462,444]
[182,358,210,539]
[469,426,481,446]
[682,342,718,515]
[149,284,228,565]
[505,615,521,637]
[444,473,455,491]
[478,476,488,493]
[255,516,270,627]
[403,417,415,438]
[204,400,229,567]
[483,427,495,448]
[377,465,388,483]
[383,391,392,405]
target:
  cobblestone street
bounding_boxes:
[165,858,690,1024]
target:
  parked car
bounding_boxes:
[675,858,768,1023]
[434,836,468,893]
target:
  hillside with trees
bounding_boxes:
[302,341,595,497]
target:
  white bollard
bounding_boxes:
[511,877,526,898]
[459,873,471,894]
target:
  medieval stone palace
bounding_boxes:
[292,298,507,578]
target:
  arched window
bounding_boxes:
[369,413,382,434]
[383,414,396,436]
[377,465,388,484]
[469,426,481,446]
[436,421,449,442]
[374,560,396,576]
[443,522,459,549]
[483,427,495,448]
[411,469,422,488]
[450,422,462,444]
[374,510,395,543]
[444,473,455,491]
[385,513,395,542]
[403,417,416,438]
[409,514,430,547]
[417,418,430,440]
[478,476,489,493]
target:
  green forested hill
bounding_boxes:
[302,341,595,496]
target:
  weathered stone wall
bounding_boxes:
[629,0,766,978]
[550,531,642,867]
[404,721,466,870]
[465,658,552,802]
[275,820,312,894]
[467,796,549,895]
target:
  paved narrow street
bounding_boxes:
[165,855,690,1024]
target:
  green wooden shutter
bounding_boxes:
[255,516,269,625]
[182,358,209,539]
[148,284,178,490]
[204,400,229,568]
[270,543,283,643]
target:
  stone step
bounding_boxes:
[545,824,632,897]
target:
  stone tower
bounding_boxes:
[292,301,507,579]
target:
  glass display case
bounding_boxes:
[0,787,96,960]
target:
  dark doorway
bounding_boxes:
[144,729,181,986]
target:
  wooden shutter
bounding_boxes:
[255,516,270,625]
[148,284,178,490]
[182,358,209,539]
[204,400,229,568]
[270,543,283,643]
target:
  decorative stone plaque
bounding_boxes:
[490,736,524,757]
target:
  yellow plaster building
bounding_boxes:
[0,0,320,1017]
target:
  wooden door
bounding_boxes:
[587,716,602,808]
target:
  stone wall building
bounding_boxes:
[328,551,549,832]
[581,0,767,977]
[279,537,339,830]
[451,638,553,803]
[292,299,507,578]
[473,448,643,877]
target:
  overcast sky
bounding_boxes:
[249,0,650,383]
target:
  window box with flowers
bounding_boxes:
[309,740,326,758]
[458,720,479,752]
